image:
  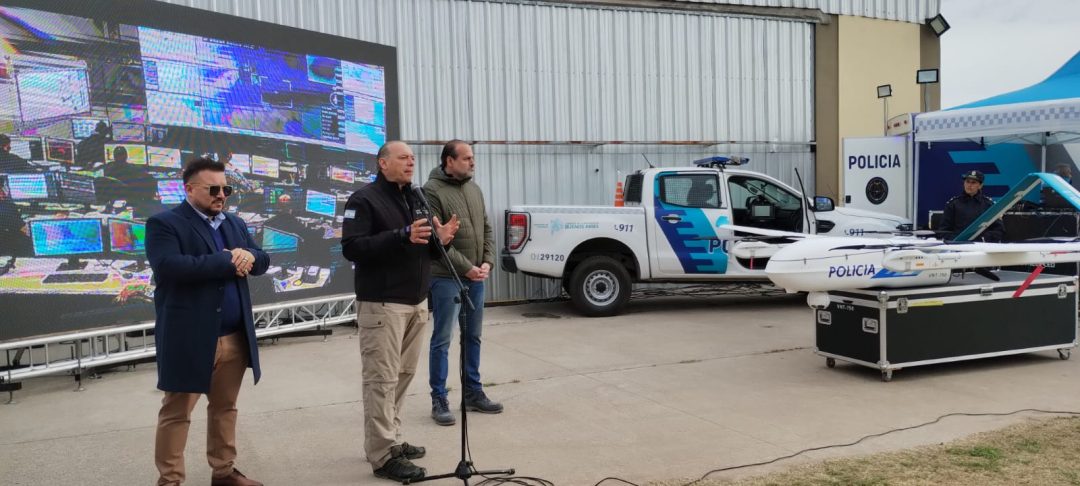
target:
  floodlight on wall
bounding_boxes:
[916,68,940,113]
[916,69,939,84]
[927,14,950,36]
[877,84,892,135]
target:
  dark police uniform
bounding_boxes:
[939,170,1005,241]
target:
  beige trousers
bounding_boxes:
[357,300,428,469]
[154,332,249,485]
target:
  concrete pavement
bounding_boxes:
[2,293,1079,485]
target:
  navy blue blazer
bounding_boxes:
[146,202,270,393]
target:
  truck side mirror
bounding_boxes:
[814,196,835,212]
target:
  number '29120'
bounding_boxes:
[531,253,565,262]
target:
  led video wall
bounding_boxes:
[0,0,398,341]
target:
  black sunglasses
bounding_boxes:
[190,183,234,197]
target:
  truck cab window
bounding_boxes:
[658,174,721,209]
[727,176,803,232]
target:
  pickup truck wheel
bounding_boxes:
[568,256,631,317]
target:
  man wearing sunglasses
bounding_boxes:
[146,156,270,486]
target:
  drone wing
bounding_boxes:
[883,240,1080,272]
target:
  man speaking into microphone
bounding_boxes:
[341,140,459,482]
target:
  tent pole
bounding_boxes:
[913,138,921,224]
[1041,131,1047,172]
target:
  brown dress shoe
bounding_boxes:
[210,468,263,486]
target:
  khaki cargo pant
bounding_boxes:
[357,300,428,469]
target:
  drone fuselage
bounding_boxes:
[764,237,952,292]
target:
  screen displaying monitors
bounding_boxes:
[157,180,185,204]
[0,0,397,339]
[30,218,104,257]
[264,185,302,209]
[139,28,389,155]
[262,227,300,253]
[8,137,43,160]
[57,173,96,205]
[346,94,385,127]
[344,123,385,156]
[341,61,385,100]
[7,173,50,200]
[284,142,306,161]
[71,118,105,139]
[105,143,148,165]
[108,219,146,254]
[251,155,280,178]
[329,166,355,184]
[112,122,145,142]
[45,138,75,164]
[227,153,252,174]
[16,69,91,122]
[147,146,183,169]
[305,189,336,217]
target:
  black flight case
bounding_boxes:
[815,271,1078,381]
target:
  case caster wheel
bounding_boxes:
[881,370,893,382]
[1059,349,1071,360]
[826,358,836,368]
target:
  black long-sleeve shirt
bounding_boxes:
[939,191,1005,241]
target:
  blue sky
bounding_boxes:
[940,0,1079,108]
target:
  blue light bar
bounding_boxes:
[693,156,749,168]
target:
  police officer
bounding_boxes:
[939,170,1004,241]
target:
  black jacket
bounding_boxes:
[341,174,440,305]
[75,133,107,166]
[102,161,163,217]
[0,152,34,173]
[0,199,31,257]
[939,191,1005,241]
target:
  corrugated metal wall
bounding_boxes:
[672,0,941,24]
[158,0,823,302]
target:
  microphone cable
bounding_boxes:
[591,407,1080,486]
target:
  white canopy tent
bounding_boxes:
[914,50,1080,157]
[914,96,1080,148]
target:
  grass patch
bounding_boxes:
[649,416,1080,486]
[948,444,1003,472]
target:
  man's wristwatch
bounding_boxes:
[401,224,412,243]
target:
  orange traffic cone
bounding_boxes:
[614,181,624,207]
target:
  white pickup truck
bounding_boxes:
[501,158,912,316]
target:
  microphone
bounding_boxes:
[411,185,433,220]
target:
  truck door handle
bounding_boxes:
[662,214,682,223]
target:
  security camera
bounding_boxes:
[806,292,830,310]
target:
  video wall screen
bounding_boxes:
[0,0,398,341]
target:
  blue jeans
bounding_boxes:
[428,277,485,398]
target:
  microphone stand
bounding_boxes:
[408,186,514,485]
